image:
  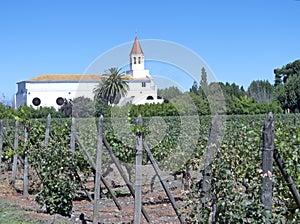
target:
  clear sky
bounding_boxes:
[1,0,300,104]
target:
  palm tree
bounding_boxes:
[94,67,129,105]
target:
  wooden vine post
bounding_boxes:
[23,126,29,196]
[261,112,275,214]
[76,135,122,210]
[201,115,221,222]
[134,114,143,224]
[70,117,76,153]
[11,120,19,187]
[143,141,185,224]
[44,114,51,147]
[102,137,151,222]
[93,115,103,224]
[0,120,3,164]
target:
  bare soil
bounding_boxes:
[0,165,190,224]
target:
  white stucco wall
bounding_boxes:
[15,78,163,109]
[16,81,99,109]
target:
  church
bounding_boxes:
[15,37,163,109]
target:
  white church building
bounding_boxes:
[15,37,163,109]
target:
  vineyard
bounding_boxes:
[0,113,300,223]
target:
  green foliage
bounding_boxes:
[130,102,179,117]
[72,96,95,118]
[274,75,300,113]
[184,114,300,223]
[274,59,300,85]
[158,86,183,101]
[221,82,247,99]
[200,67,208,88]
[273,119,300,221]
[247,80,274,103]
[0,104,62,120]
[190,81,199,95]
[27,119,85,216]
[2,110,300,222]
[189,92,210,115]
[31,142,77,216]
[229,95,282,115]
[94,67,129,105]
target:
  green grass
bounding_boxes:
[0,199,47,224]
[0,199,71,224]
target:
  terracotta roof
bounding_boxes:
[130,36,144,55]
[26,74,149,82]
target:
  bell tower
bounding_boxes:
[127,36,149,78]
[130,36,144,71]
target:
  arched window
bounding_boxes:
[146,96,154,100]
[133,57,136,64]
[138,57,141,64]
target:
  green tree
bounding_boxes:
[247,80,274,103]
[200,67,208,88]
[274,75,300,113]
[158,86,183,102]
[274,84,288,111]
[274,59,300,85]
[94,67,129,105]
[190,81,199,95]
[189,92,210,115]
[222,82,246,99]
[72,96,95,117]
[199,67,208,99]
[284,75,300,112]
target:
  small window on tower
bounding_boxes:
[138,57,141,64]
[134,57,136,64]
[142,82,146,87]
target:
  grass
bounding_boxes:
[0,199,41,224]
[0,199,69,224]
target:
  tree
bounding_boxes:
[158,86,183,102]
[217,82,246,100]
[72,96,95,118]
[199,67,208,99]
[274,75,300,113]
[190,81,199,95]
[60,99,73,117]
[94,67,129,105]
[283,75,300,112]
[274,59,300,86]
[247,80,274,103]
[200,67,208,88]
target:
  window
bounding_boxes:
[56,97,64,106]
[146,96,154,100]
[32,97,41,106]
[133,57,136,64]
[142,82,146,87]
[138,57,141,64]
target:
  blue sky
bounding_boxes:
[1,0,300,104]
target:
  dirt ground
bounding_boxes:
[0,164,191,224]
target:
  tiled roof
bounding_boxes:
[130,36,144,55]
[26,74,149,82]
[28,74,104,81]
